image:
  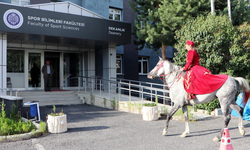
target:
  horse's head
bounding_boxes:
[147,57,166,79]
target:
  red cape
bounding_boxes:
[183,50,228,94]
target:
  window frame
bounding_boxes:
[138,56,148,75]
[116,55,122,74]
[11,0,30,5]
[109,8,122,21]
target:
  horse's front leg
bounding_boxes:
[163,105,181,136]
[180,105,190,138]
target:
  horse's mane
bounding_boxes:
[165,60,185,77]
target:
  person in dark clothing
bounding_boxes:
[42,60,54,92]
[30,63,40,87]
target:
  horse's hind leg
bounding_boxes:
[162,105,181,136]
[213,104,231,142]
[230,102,245,136]
[180,105,190,138]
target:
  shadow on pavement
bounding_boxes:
[36,104,125,123]
[67,126,109,132]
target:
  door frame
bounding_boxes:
[44,51,62,90]
[25,50,44,90]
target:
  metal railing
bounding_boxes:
[0,88,19,97]
[77,76,172,106]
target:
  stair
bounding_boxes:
[18,90,83,106]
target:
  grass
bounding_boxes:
[142,103,157,107]
[110,97,116,109]
[0,102,36,136]
[103,98,107,107]
[90,93,95,105]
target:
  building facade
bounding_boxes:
[0,0,176,92]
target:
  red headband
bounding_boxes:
[186,40,195,47]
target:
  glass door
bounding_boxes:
[63,53,82,87]
[28,53,41,88]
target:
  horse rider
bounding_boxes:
[179,40,228,100]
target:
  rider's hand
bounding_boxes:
[179,67,184,72]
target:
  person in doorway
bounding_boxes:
[179,40,228,100]
[30,63,40,87]
[42,60,54,92]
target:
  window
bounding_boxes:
[7,50,24,73]
[109,8,121,21]
[116,55,122,74]
[11,0,30,5]
[138,57,148,74]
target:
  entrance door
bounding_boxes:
[28,52,41,88]
[44,52,60,89]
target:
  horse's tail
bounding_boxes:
[234,77,250,108]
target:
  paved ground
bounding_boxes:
[1,104,250,150]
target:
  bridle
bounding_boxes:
[154,60,182,88]
[154,60,173,79]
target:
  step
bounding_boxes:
[37,100,83,106]
[18,90,82,106]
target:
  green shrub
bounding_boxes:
[48,105,65,116]
[39,121,47,133]
[194,99,220,114]
[110,97,116,109]
[0,118,36,136]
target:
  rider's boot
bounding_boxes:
[187,93,196,100]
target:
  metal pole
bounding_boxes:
[151,84,152,102]
[139,82,141,99]
[129,81,131,102]
[119,83,121,102]
[141,87,143,106]
[100,79,102,95]
[211,0,215,15]
[78,77,80,92]
[109,81,110,100]
[85,78,86,93]
[92,79,94,94]
[228,0,231,22]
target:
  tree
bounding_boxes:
[129,0,210,59]
[214,0,250,26]
[174,14,250,81]
[225,0,250,26]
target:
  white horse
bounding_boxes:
[147,57,250,142]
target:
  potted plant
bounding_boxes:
[141,102,158,121]
[47,106,67,133]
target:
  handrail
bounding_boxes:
[77,76,172,106]
[111,77,168,87]
[0,88,19,97]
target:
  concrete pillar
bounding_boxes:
[88,48,95,77]
[103,43,116,92]
[83,48,95,90]
[0,33,7,95]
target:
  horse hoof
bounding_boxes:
[240,130,245,136]
[162,129,168,136]
[213,136,220,142]
[180,133,187,138]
